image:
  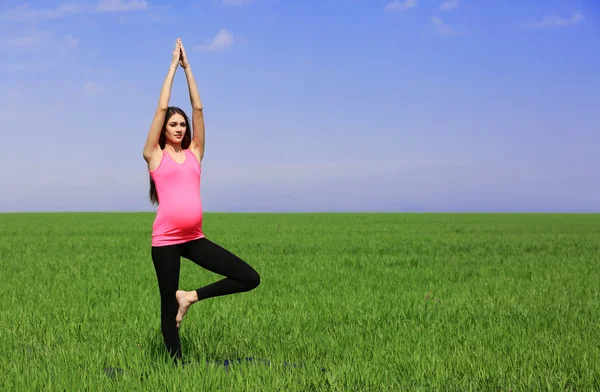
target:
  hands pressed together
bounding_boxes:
[171,38,190,69]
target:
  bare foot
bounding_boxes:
[175,290,198,328]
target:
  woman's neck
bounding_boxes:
[164,143,183,153]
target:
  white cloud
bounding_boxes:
[0,31,53,51]
[0,31,80,53]
[520,12,583,30]
[385,0,416,12]
[83,81,106,96]
[431,16,456,37]
[196,28,235,51]
[95,0,148,12]
[0,1,147,23]
[438,1,458,11]
[222,0,251,5]
[0,3,84,23]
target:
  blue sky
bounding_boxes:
[1,0,598,212]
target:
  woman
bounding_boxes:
[142,38,261,363]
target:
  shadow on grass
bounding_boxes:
[100,329,326,379]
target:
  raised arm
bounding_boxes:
[179,41,205,162]
[143,39,181,163]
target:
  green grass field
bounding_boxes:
[1,212,599,391]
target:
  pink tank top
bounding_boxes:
[149,148,204,246]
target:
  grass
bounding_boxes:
[1,212,599,391]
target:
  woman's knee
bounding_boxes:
[245,269,260,290]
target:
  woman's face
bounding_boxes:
[164,113,187,144]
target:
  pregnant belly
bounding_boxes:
[155,203,203,233]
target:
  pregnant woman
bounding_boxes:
[142,38,261,363]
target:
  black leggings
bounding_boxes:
[151,237,260,361]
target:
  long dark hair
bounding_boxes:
[149,106,192,205]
